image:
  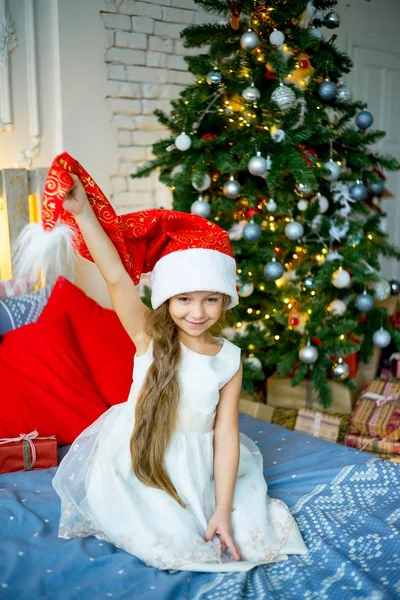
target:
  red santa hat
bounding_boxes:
[14,153,238,309]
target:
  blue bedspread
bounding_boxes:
[1,416,399,600]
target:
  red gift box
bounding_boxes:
[0,430,57,474]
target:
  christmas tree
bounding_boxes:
[132,0,400,406]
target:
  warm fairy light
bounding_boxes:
[311,291,316,296]
[285,263,290,269]
[269,216,275,221]
[316,162,322,167]
[284,298,290,304]
[236,322,242,327]
[264,125,269,130]
[215,216,220,221]
[228,119,234,123]
[248,344,255,350]
[256,310,261,315]
[307,309,312,315]
[274,335,280,340]
[247,308,253,314]
[238,269,242,274]
[170,186,176,190]
[218,108,224,112]
[224,100,229,105]
[315,254,324,263]
[337,161,342,166]
[270,224,276,231]
[248,271,252,276]
[265,313,270,319]
[293,253,298,259]
[184,101,189,105]
[367,234,373,240]
[285,217,290,222]
[275,277,285,288]
[259,284,265,291]
[322,248,328,255]
[288,303,293,309]
[340,334,345,340]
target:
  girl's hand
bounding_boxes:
[205,509,241,561]
[62,173,90,217]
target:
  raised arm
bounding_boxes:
[64,174,150,352]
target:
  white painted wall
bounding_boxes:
[1,0,399,223]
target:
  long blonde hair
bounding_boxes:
[130,294,230,507]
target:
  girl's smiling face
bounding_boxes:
[168,291,224,336]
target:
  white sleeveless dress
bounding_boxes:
[52,338,307,572]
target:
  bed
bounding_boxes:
[1,416,399,600]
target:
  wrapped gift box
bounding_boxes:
[239,397,274,423]
[0,431,57,474]
[345,433,400,455]
[267,375,356,414]
[349,380,400,441]
[295,409,342,443]
[390,353,400,379]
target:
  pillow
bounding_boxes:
[38,277,135,407]
[0,315,109,445]
[0,285,52,334]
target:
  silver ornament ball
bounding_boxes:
[332,269,351,289]
[336,83,352,102]
[356,110,374,130]
[206,68,223,86]
[370,180,384,196]
[192,173,211,191]
[190,198,210,218]
[355,291,374,312]
[299,343,318,365]
[248,152,268,176]
[297,199,308,211]
[373,278,391,301]
[390,280,400,295]
[266,198,277,212]
[323,159,341,182]
[349,181,368,201]
[302,275,315,291]
[285,220,304,241]
[372,328,391,349]
[318,80,337,101]
[243,222,262,242]
[223,177,241,198]
[271,84,297,111]
[325,11,341,28]
[238,281,254,298]
[263,259,284,281]
[269,29,285,46]
[242,85,260,104]
[240,29,259,51]
[332,358,349,380]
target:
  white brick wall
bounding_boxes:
[100,0,217,211]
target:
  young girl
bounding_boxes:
[52,173,307,572]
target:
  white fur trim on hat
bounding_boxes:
[150,248,238,309]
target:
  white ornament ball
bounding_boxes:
[299,343,318,365]
[175,132,191,151]
[323,159,341,182]
[373,278,391,301]
[266,198,277,212]
[192,173,211,191]
[297,199,308,211]
[238,281,254,298]
[313,193,329,213]
[372,328,391,349]
[310,27,321,39]
[269,29,285,46]
[332,269,351,289]
[248,152,268,176]
[240,29,259,51]
[245,356,262,370]
[285,220,304,241]
[190,198,210,218]
[271,129,285,143]
[328,299,347,316]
